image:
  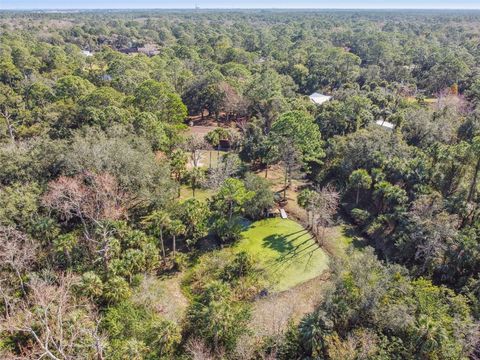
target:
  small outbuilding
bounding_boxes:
[375,119,395,130]
[309,92,332,105]
[81,50,94,57]
[267,208,280,218]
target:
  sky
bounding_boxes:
[2,0,480,10]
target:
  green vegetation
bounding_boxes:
[235,218,329,291]
[179,185,214,202]
[1,8,480,360]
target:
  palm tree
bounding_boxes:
[298,188,316,229]
[141,210,171,260]
[169,220,186,257]
[188,167,204,198]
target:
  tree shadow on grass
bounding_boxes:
[264,234,320,274]
[267,245,321,276]
[262,230,310,254]
[262,234,295,254]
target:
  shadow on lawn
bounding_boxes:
[263,234,295,254]
[262,231,320,273]
[262,229,309,254]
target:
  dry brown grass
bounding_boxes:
[235,272,330,359]
[131,273,188,324]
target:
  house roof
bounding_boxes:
[375,120,395,130]
[309,92,332,105]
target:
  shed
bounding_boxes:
[279,208,288,219]
[375,120,395,130]
[267,208,280,218]
[309,92,332,105]
[81,50,93,57]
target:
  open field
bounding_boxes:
[179,185,215,202]
[235,218,329,292]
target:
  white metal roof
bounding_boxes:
[309,92,332,105]
[375,120,395,130]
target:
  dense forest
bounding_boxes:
[1,9,480,359]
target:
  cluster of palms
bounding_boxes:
[142,210,185,259]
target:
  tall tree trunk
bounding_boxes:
[229,201,233,221]
[2,111,15,143]
[467,158,480,203]
[160,228,166,259]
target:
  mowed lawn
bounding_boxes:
[234,218,329,292]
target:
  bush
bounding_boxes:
[221,251,254,283]
[103,276,132,304]
[212,216,244,242]
[350,208,370,226]
[186,281,251,353]
[103,300,181,359]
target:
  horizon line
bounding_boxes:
[3,7,480,10]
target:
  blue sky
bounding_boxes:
[2,0,480,10]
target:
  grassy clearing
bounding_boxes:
[236,273,329,357]
[179,185,215,202]
[234,218,329,292]
[186,150,228,170]
[131,274,188,324]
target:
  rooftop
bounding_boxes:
[309,92,332,105]
[375,119,395,130]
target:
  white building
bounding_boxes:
[81,50,93,57]
[309,92,332,105]
[375,119,395,130]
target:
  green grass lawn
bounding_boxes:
[179,185,214,202]
[234,218,329,292]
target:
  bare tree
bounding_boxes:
[182,136,207,168]
[203,153,241,190]
[0,226,37,297]
[409,194,459,274]
[218,81,249,121]
[1,273,107,360]
[42,172,129,269]
[312,185,340,246]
